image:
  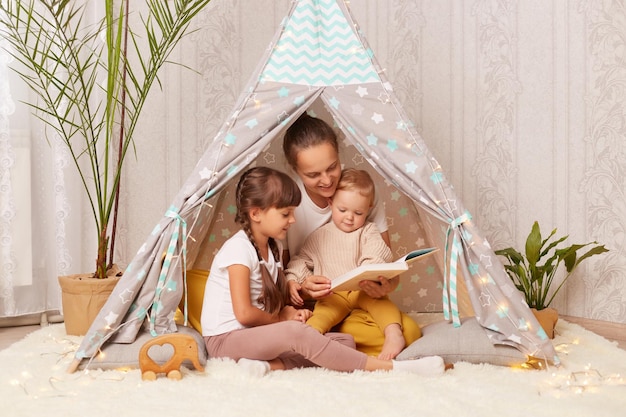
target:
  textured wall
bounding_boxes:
[117,0,626,323]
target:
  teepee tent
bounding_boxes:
[71,0,559,369]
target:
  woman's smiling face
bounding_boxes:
[294,142,341,208]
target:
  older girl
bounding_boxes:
[201,166,443,376]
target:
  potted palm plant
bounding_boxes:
[0,0,212,335]
[495,221,608,338]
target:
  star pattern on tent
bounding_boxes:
[294,95,305,106]
[418,287,428,297]
[479,292,492,306]
[396,120,408,131]
[277,111,289,124]
[245,118,258,129]
[263,152,276,164]
[371,112,384,124]
[119,288,134,304]
[377,91,390,104]
[386,139,398,151]
[328,96,340,109]
[430,171,444,184]
[221,228,231,238]
[366,133,378,145]
[356,86,368,97]
[390,190,401,201]
[537,328,548,340]
[84,333,103,352]
[386,216,394,227]
[224,133,236,145]
[278,86,289,97]
[497,305,509,318]
[199,167,213,180]
[469,262,480,275]
[351,103,364,115]
[517,318,529,331]
[426,265,436,275]
[136,268,147,281]
[104,311,119,326]
[391,232,401,242]
[480,254,493,268]
[487,323,500,332]
[410,273,420,283]
[398,207,408,217]
[402,296,413,307]
[227,205,236,215]
[405,160,418,173]
[351,153,365,165]
[135,306,147,320]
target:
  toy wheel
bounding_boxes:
[167,370,182,380]
[142,371,157,381]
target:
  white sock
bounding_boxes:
[238,358,270,377]
[392,356,445,376]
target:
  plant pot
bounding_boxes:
[58,273,121,336]
[531,307,559,339]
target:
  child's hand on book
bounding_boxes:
[301,275,332,299]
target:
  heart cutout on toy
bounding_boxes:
[147,343,175,365]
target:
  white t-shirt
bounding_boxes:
[285,176,388,256]
[201,230,281,336]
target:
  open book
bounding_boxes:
[330,247,439,292]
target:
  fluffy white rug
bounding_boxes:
[2,320,625,417]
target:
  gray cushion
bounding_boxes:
[397,316,527,366]
[78,325,207,371]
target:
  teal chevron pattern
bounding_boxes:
[261,0,380,86]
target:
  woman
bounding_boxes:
[282,113,422,357]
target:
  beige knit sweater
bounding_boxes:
[285,221,392,284]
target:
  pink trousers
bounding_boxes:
[204,321,368,371]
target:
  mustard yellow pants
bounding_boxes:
[307,291,421,357]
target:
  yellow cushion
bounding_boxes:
[177,269,209,332]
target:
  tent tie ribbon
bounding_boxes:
[442,211,472,328]
[149,207,188,336]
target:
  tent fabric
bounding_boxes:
[73,0,560,367]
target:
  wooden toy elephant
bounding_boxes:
[139,333,205,380]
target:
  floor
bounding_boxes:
[1,315,625,352]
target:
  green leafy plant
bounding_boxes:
[495,221,608,310]
[0,0,211,278]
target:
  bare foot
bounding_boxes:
[378,323,406,360]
